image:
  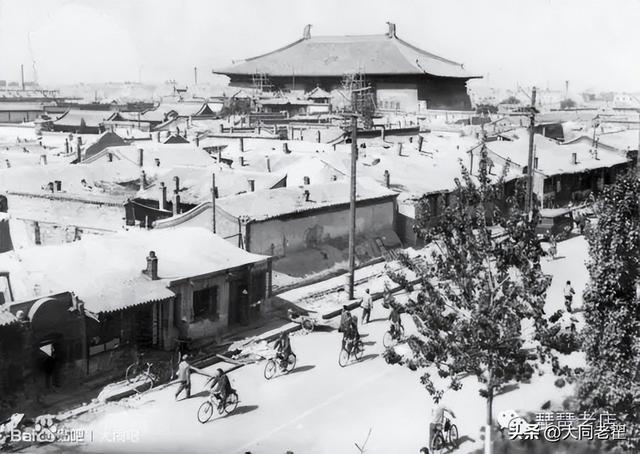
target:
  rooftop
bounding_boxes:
[216,178,397,222]
[215,25,476,79]
[0,227,269,314]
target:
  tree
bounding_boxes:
[386,148,571,442]
[560,98,577,110]
[500,96,521,105]
[576,172,640,451]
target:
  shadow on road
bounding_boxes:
[232,404,259,416]
[288,365,316,375]
[362,341,376,346]
[359,353,379,363]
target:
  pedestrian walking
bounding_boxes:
[361,288,373,324]
[174,354,195,401]
[563,280,575,313]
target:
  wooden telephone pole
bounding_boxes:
[347,92,358,301]
[525,87,537,214]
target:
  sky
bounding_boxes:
[0,0,639,92]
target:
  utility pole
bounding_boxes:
[525,87,537,214]
[212,173,217,233]
[348,92,358,301]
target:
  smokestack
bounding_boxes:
[140,170,147,189]
[20,64,24,91]
[64,138,69,155]
[39,154,47,166]
[239,137,244,152]
[303,189,310,202]
[194,66,198,85]
[384,170,390,188]
[571,152,577,165]
[138,148,144,167]
[248,179,255,192]
[173,176,180,193]
[303,176,310,185]
[76,136,82,162]
[418,136,424,152]
[144,251,159,280]
[173,190,180,215]
[316,130,321,143]
[266,156,271,173]
[159,182,167,210]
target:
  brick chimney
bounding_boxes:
[144,251,159,280]
[173,189,180,215]
[159,182,167,210]
[386,22,397,38]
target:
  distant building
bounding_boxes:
[214,23,479,112]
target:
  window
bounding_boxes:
[193,287,219,320]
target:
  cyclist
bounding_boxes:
[273,331,293,368]
[206,368,233,411]
[389,304,403,340]
[342,318,358,354]
[430,405,456,446]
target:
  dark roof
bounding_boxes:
[215,33,476,79]
[53,109,119,128]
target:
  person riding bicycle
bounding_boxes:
[206,368,233,411]
[389,304,403,340]
[430,405,456,445]
[342,319,359,354]
[274,331,293,368]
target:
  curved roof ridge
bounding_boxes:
[394,36,464,67]
[242,38,306,63]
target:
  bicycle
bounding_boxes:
[125,355,172,388]
[338,338,364,367]
[264,352,297,379]
[431,419,459,451]
[383,324,405,348]
[197,390,239,424]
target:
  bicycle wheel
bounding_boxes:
[448,424,459,447]
[197,401,213,424]
[354,341,364,361]
[338,349,349,367]
[224,392,238,414]
[383,331,394,347]
[264,360,277,380]
[431,432,445,451]
[125,364,140,384]
[284,354,296,374]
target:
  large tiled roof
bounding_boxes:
[215,33,476,79]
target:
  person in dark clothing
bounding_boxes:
[274,332,293,368]
[389,305,403,339]
[339,305,351,333]
[206,368,233,411]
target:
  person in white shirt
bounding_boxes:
[361,288,373,324]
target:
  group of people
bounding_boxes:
[174,356,234,411]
